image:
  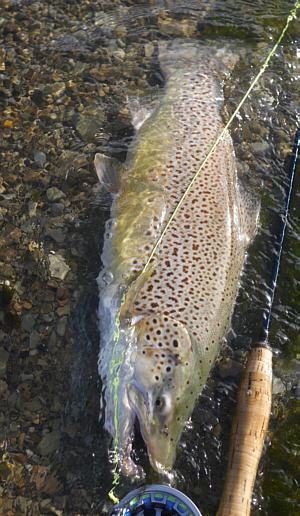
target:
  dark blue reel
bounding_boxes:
[111,484,202,516]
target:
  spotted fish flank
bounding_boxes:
[95,40,259,476]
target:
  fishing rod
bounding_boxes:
[111,129,299,516]
[217,127,300,516]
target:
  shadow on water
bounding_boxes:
[1,0,299,514]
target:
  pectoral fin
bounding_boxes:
[128,92,162,132]
[94,153,124,193]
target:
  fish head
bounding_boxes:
[128,315,198,473]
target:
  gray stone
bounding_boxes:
[29,331,40,349]
[56,304,70,317]
[28,200,38,218]
[76,107,106,142]
[46,187,66,202]
[20,373,34,381]
[49,331,58,348]
[250,141,270,155]
[0,348,9,377]
[7,390,20,409]
[273,376,286,395]
[38,430,61,456]
[0,379,8,400]
[34,150,46,167]
[48,254,70,280]
[144,42,154,58]
[51,203,65,216]
[10,421,19,432]
[21,313,36,332]
[56,316,68,337]
[47,229,65,244]
[218,358,244,378]
[24,398,43,411]
[53,34,81,52]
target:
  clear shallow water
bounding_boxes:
[1,0,299,514]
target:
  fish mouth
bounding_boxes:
[140,425,176,474]
[128,383,176,473]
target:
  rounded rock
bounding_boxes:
[46,187,66,203]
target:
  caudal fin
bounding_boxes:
[159,39,239,80]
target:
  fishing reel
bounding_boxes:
[111,484,202,516]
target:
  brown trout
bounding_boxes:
[95,40,258,477]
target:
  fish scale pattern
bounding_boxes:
[131,70,239,367]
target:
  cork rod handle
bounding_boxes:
[217,346,272,516]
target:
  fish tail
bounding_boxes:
[158,38,239,80]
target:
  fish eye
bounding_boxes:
[154,394,171,416]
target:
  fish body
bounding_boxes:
[96,41,258,475]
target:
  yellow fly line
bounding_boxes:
[108,0,299,505]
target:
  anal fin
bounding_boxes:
[237,181,260,244]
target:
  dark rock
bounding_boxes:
[47,229,66,244]
[0,348,9,378]
[29,330,40,349]
[38,430,61,456]
[21,313,36,332]
[218,358,244,378]
[0,379,8,400]
[51,203,65,216]
[31,89,44,106]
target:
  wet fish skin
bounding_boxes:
[96,40,258,475]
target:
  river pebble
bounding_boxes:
[38,430,61,456]
[34,151,47,167]
[21,313,36,332]
[48,254,70,280]
[273,376,286,395]
[218,358,244,378]
[56,317,68,337]
[250,141,271,155]
[46,188,66,203]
